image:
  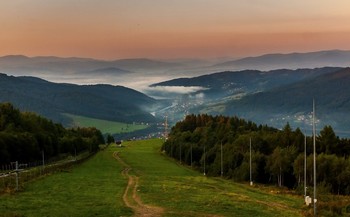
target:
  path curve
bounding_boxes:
[113,151,164,217]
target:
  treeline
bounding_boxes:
[162,114,350,195]
[0,103,104,164]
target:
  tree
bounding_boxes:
[319,125,338,154]
[281,122,292,148]
[106,134,115,144]
[293,153,304,185]
[0,102,21,131]
[0,103,105,163]
[266,146,296,187]
[163,113,350,194]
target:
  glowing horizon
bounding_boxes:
[1,0,350,60]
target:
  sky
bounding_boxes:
[1,0,350,60]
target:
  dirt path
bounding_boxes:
[113,152,164,217]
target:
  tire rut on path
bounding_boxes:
[113,151,164,217]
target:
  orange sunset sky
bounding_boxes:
[1,0,350,60]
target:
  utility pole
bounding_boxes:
[171,143,173,158]
[249,137,252,185]
[221,141,223,177]
[42,150,45,174]
[180,143,182,164]
[304,133,307,198]
[203,145,206,176]
[190,143,193,167]
[15,161,18,191]
[164,115,168,139]
[313,99,317,216]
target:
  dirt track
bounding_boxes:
[113,152,164,217]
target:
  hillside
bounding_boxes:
[150,67,350,136]
[221,68,350,133]
[0,140,305,216]
[151,67,341,100]
[0,73,158,125]
[0,102,104,163]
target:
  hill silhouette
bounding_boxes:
[0,73,157,125]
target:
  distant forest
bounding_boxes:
[0,103,104,164]
[162,114,350,195]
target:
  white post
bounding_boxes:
[250,137,253,186]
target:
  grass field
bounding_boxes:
[119,139,304,217]
[0,139,308,217]
[64,113,149,134]
[0,147,132,217]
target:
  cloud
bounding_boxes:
[145,86,208,94]
[142,85,209,99]
[191,92,205,99]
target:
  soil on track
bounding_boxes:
[113,152,164,217]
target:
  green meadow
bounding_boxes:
[64,113,149,134]
[120,139,304,217]
[0,147,132,217]
[0,139,307,217]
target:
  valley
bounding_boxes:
[64,113,149,134]
[2,1,350,216]
[2,52,350,137]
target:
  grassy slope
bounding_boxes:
[64,113,148,134]
[0,147,132,217]
[119,139,304,217]
[0,139,305,217]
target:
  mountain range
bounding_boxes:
[0,55,186,76]
[213,50,350,71]
[152,67,350,136]
[2,49,350,85]
[1,50,350,136]
[151,67,341,100]
[220,67,350,133]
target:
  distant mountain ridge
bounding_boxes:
[0,73,158,125]
[0,55,183,75]
[224,67,350,114]
[213,50,350,71]
[151,67,342,99]
[86,67,131,75]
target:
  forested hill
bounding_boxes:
[163,114,350,195]
[222,67,350,132]
[0,73,157,125]
[0,103,104,164]
[151,67,341,99]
